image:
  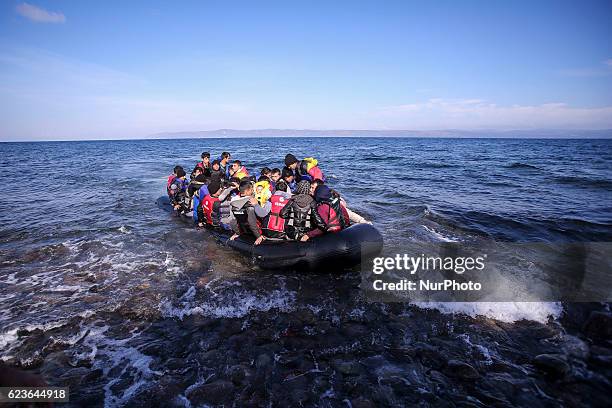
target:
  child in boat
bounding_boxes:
[229,160,250,180]
[191,151,211,178]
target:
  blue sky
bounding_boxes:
[1,0,612,140]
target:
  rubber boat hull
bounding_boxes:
[156,196,383,270]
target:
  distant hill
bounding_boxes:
[151,128,612,139]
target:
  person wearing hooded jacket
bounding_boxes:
[303,184,350,241]
[279,180,316,240]
[284,154,325,183]
[229,180,266,245]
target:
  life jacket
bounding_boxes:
[201,195,221,226]
[166,174,176,196]
[297,157,324,182]
[284,195,314,234]
[254,180,271,206]
[263,194,289,237]
[232,199,261,236]
[233,166,250,180]
[316,195,348,232]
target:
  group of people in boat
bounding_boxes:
[166,151,370,245]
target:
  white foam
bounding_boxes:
[412,301,563,323]
[160,288,296,320]
[423,225,459,242]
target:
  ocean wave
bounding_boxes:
[506,162,540,170]
[553,175,612,189]
[411,301,563,323]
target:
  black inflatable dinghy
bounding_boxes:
[156,196,383,270]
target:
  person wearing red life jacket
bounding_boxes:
[197,179,222,227]
[191,151,211,178]
[284,154,325,183]
[254,185,292,239]
[167,165,184,196]
[302,185,350,241]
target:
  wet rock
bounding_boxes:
[351,397,376,408]
[560,334,589,360]
[583,311,612,342]
[58,367,90,387]
[444,360,480,380]
[188,379,235,405]
[332,359,361,375]
[88,284,99,293]
[341,323,369,338]
[255,353,272,370]
[533,354,569,377]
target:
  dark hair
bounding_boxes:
[312,178,324,185]
[260,167,271,176]
[173,165,184,174]
[275,180,288,192]
[239,180,253,194]
[271,168,281,175]
[194,174,208,183]
[193,166,203,173]
[201,152,210,159]
[258,175,270,182]
[176,168,187,178]
[212,159,220,167]
[208,180,221,195]
[230,177,241,184]
[284,153,298,166]
[221,152,231,159]
[281,167,294,179]
[233,160,242,166]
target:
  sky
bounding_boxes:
[1,0,612,140]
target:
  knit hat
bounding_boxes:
[284,154,298,166]
[295,180,311,195]
[208,180,221,195]
[314,185,331,202]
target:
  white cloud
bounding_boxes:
[377,98,612,130]
[16,2,65,23]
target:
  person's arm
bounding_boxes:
[246,207,262,238]
[254,202,271,218]
[218,187,232,201]
[229,217,240,234]
[311,204,327,230]
[279,199,293,218]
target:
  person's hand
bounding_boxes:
[300,235,309,242]
[254,235,266,245]
[198,222,204,227]
[229,233,239,241]
[173,204,180,210]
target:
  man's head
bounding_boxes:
[260,167,271,178]
[270,168,281,182]
[208,180,221,196]
[221,152,231,163]
[173,165,184,175]
[193,167,203,177]
[284,154,299,170]
[258,175,270,182]
[310,179,324,196]
[212,159,220,170]
[201,152,210,164]
[239,180,253,196]
[231,160,242,172]
[281,167,294,183]
[176,168,187,179]
[313,185,332,202]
